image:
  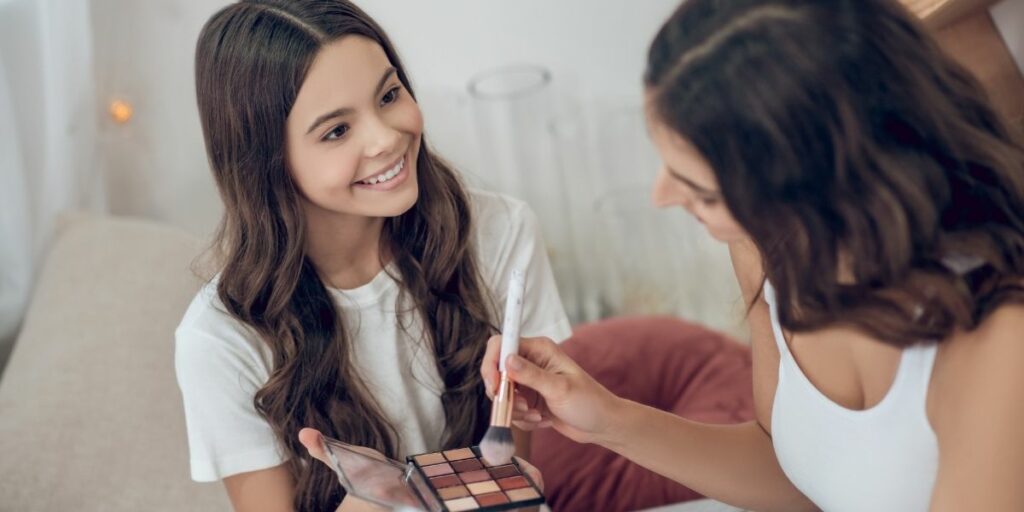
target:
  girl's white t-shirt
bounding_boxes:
[174,190,572,482]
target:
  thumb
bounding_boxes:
[298,428,330,465]
[507,354,569,402]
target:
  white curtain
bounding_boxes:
[0,0,100,360]
[0,56,32,352]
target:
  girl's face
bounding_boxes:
[645,105,747,243]
[285,36,423,221]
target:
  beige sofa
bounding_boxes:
[0,214,229,511]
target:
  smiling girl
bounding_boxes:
[174,2,570,511]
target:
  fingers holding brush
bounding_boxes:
[482,335,503,398]
[511,393,550,430]
[481,334,553,397]
[484,335,554,432]
[504,340,625,445]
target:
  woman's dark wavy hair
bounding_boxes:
[646,0,1024,345]
[195,1,495,509]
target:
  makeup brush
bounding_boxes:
[480,269,526,467]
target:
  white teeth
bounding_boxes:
[361,157,404,185]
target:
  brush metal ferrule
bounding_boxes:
[489,372,515,427]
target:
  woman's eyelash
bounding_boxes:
[381,86,401,105]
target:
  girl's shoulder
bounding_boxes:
[466,189,535,233]
[177,276,238,338]
[466,189,543,276]
[175,276,270,373]
[465,189,573,340]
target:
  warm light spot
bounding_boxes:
[109,100,133,124]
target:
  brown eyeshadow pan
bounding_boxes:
[429,474,462,489]
[496,476,530,490]
[438,485,471,500]
[450,458,483,472]
[443,448,475,461]
[422,462,454,477]
[487,464,519,479]
[459,469,491,484]
[444,496,479,511]
[466,480,500,495]
[506,487,541,501]
[414,452,447,466]
[475,492,510,506]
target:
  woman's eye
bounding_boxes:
[323,124,349,141]
[381,86,401,106]
[700,196,721,206]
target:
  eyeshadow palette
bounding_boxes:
[408,447,544,512]
[321,436,544,512]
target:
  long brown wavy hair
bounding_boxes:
[194,1,496,509]
[645,0,1024,346]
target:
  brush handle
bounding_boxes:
[498,269,526,372]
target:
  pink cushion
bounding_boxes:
[531,316,754,512]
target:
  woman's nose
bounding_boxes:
[651,166,692,210]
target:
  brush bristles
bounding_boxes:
[480,425,515,466]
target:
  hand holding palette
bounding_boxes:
[321,435,545,512]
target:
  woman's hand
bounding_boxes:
[481,336,624,445]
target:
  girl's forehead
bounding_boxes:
[305,36,391,94]
[289,36,394,128]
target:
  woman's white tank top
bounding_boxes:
[765,282,940,511]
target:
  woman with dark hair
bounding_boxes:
[175,1,568,510]
[479,0,1024,510]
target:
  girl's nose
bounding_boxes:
[363,115,401,159]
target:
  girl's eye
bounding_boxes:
[700,196,721,206]
[380,86,401,106]
[323,124,349,141]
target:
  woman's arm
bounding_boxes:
[500,337,815,511]
[601,402,813,511]
[930,305,1024,510]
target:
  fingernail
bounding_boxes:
[507,355,523,370]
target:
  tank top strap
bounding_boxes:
[762,281,791,357]
[899,342,939,403]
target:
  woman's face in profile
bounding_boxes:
[645,106,747,243]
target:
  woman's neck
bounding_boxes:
[303,204,389,290]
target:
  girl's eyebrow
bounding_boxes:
[305,66,398,135]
